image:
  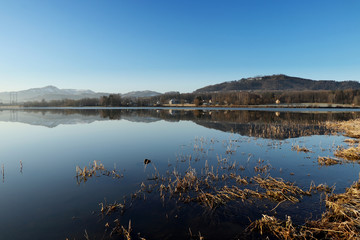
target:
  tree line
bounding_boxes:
[22,89,360,107]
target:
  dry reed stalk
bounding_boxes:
[189,228,205,240]
[334,146,360,161]
[327,119,360,139]
[292,145,311,153]
[318,156,343,166]
[251,175,308,203]
[250,176,360,239]
[172,168,199,193]
[344,138,360,144]
[229,173,248,185]
[308,182,333,193]
[99,200,125,215]
[248,214,301,239]
[110,219,136,239]
[75,160,123,183]
[196,185,258,209]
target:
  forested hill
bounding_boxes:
[194,74,360,93]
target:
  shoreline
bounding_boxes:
[1,103,360,111]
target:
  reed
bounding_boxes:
[75,160,123,183]
[327,119,360,139]
[99,200,126,215]
[251,175,309,203]
[318,156,343,166]
[249,175,360,239]
[291,144,311,153]
[334,146,360,161]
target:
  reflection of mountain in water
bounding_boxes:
[1,109,360,139]
[0,110,104,128]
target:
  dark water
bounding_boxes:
[1,108,360,240]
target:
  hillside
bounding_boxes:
[194,74,360,93]
[0,86,161,104]
[122,90,161,98]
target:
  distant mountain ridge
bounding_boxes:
[194,74,360,93]
[122,90,162,98]
[0,86,161,103]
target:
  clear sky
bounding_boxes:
[0,0,359,93]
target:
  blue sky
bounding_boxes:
[0,0,359,93]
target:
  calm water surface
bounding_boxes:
[1,109,360,240]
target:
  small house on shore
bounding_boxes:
[169,99,178,105]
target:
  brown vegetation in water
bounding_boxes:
[291,145,311,153]
[75,160,123,183]
[72,123,360,239]
[249,175,360,239]
[318,118,360,165]
[317,156,343,166]
[334,146,360,161]
[327,119,360,139]
[252,175,310,203]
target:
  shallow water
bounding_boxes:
[1,108,360,239]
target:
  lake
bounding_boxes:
[1,108,360,240]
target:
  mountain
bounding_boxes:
[122,90,161,98]
[194,74,360,93]
[0,85,108,103]
[0,86,161,103]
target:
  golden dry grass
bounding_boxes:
[292,145,311,153]
[249,175,360,240]
[318,156,343,166]
[334,146,360,161]
[327,119,360,139]
[75,160,123,183]
[251,175,309,203]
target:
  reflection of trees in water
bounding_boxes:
[19,109,360,139]
[193,111,360,139]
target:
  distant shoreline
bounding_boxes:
[1,103,360,111]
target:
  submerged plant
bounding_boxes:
[75,160,123,183]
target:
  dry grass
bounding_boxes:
[306,176,360,239]
[325,119,360,163]
[344,138,360,144]
[251,175,309,203]
[248,215,301,239]
[334,146,360,161]
[327,119,360,139]
[99,200,126,215]
[308,182,334,193]
[196,186,262,209]
[318,156,343,166]
[292,145,311,153]
[75,160,123,183]
[110,220,132,239]
[249,175,360,239]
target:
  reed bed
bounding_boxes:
[344,138,360,144]
[196,186,264,209]
[73,126,356,239]
[249,175,360,239]
[327,119,360,139]
[134,164,328,212]
[251,175,309,203]
[323,119,360,163]
[334,146,360,161]
[248,215,301,239]
[317,156,343,166]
